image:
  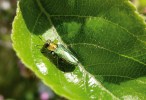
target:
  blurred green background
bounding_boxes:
[0,0,145,100]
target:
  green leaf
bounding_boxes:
[12,0,146,99]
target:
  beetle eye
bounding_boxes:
[44,43,49,48]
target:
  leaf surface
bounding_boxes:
[12,0,146,99]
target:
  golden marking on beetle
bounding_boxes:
[47,43,57,51]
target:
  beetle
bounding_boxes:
[43,39,79,66]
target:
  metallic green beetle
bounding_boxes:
[44,40,79,66]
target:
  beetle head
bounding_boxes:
[45,39,57,51]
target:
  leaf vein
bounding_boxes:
[69,43,146,66]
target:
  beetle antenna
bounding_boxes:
[39,36,45,43]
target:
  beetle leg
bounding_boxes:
[50,51,57,58]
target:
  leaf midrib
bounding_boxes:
[68,42,146,66]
